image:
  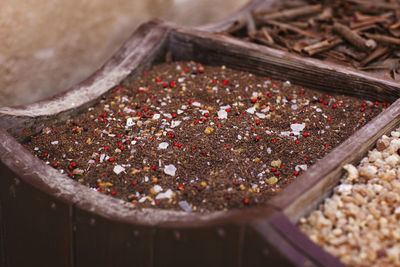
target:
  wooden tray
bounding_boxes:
[1,19,400,267]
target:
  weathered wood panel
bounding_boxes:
[154,223,243,267]
[168,27,400,103]
[73,208,155,267]
[0,163,72,267]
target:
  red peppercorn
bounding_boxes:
[254,136,260,142]
[151,165,156,170]
[225,194,232,200]
[256,120,260,125]
[226,108,231,112]
[156,78,162,82]
[332,104,337,109]
[299,90,304,95]
[360,108,365,112]
[132,180,137,185]
[204,113,209,117]
[111,190,116,195]
[52,163,58,167]
[328,117,332,121]
[109,157,115,162]
[303,133,309,137]
[172,113,177,118]
[162,82,168,88]
[294,171,299,176]
[243,198,250,205]
[269,107,274,112]
[191,146,196,150]
[295,140,300,144]
[273,138,277,142]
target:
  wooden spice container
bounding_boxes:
[0,17,400,267]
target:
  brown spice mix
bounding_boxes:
[25,61,386,212]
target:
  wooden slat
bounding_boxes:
[73,208,155,267]
[268,213,345,267]
[269,98,400,222]
[0,163,72,267]
[154,223,243,267]
[168,26,400,102]
[245,219,316,266]
[0,197,5,267]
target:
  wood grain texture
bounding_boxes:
[269,98,400,222]
[168,26,400,103]
[0,163,72,267]
[246,219,316,267]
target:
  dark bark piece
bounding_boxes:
[263,20,318,38]
[255,4,323,23]
[333,22,376,51]
[365,33,400,46]
[360,46,391,66]
[303,37,343,56]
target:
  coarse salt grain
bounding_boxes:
[153,114,161,120]
[51,141,59,145]
[156,189,174,200]
[290,123,306,132]
[170,121,181,128]
[164,164,177,176]
[178,201,192,212]
[218,109,228,119]
[113,165,125,175]
[126,117,135,127]
[246,107,256,114]
[158,142,169,149]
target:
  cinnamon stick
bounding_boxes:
[256,5,322,23]
[360,46,390,66]
[364,33,400,46]
[264,20,317,38]
[333,22,376,51]
[303,37,343,56]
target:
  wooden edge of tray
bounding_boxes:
[268,98,400,222]
[266,212,346,267]
[0,19,170,142]
[168,24,400,103]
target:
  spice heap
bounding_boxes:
[26,62,386,212]
[299,129,400,266]
[227,0,400,80]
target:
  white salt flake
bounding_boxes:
[295,164,308,172]
[177,109,183,115]
[158,142,169,150]
[139,197,147,203]
[156,189,174,200]
[164,164,177,176]
[51,141,59,145]
[113,165,125,175]
[290,123,306,132]
[153,185,163,193]
[246,107,256,114]
[126,117,135,127]
[291,104,298,110]
[100,154,105,163]
[171,120,181,128]
[153,114,161,120]
[178,201,192,212]
[218,110,228,119]
[256,112,266,119]
[192,102,201,107]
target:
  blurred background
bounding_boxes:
[0,0,248,107]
